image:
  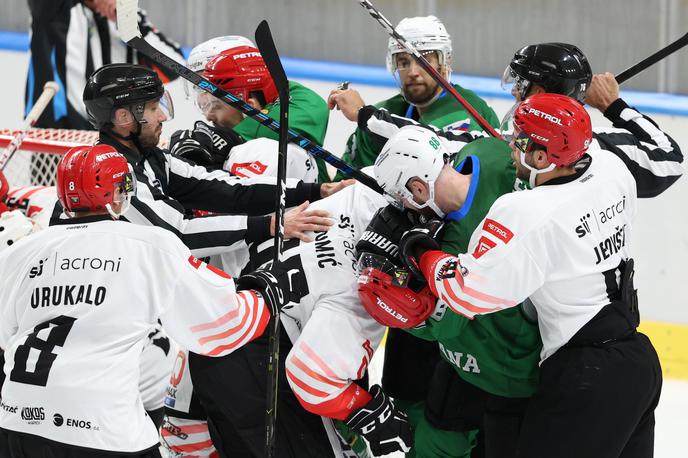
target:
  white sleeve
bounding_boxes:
[285,296,385,420]
[159,243,270,357]
[223,138,318,183]
[421,201,547,319]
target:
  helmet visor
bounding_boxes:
[159,90,175,121]
[356,252,410,288]
[501,65,529,99]
[499,102,518,141]
[111,164,136,216]
[192,86,241,116]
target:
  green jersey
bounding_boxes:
[234,80,331,183]
[334,84,499,181]
[408,137,542,398]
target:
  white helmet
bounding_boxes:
[0,210,35,252]
[386,16,453,79]
[374,125,448,217]
[185,35,256,97]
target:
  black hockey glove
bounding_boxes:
[236,262,301,318]
[399,219,444,280]
[169,121,243,168]
[345,384,413,456]
[355,204,415,261]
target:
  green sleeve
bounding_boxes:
[234,81,331,182]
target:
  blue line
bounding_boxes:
[2,31,686,116]
[446,156,480,222]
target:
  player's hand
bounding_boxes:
[356,205,415,261]
[399,220,444,280]
[236,261,301,317]
[320,179,355,198]
[328,88,366,122]
[584,72,620,113]
[170,121,242,167]
[275,201,333,243]
[345,385,413,456]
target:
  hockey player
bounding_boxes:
[354,125,536,458]
[171,44,318,183]
[186,173,416,457]
[64,63,347,259]
[0,144,298,457]
[172,42,328,182]
[371,84,683,457]
[328,15,500,177]
[328,17,501,447]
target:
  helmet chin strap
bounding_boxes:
[519,151,555,188]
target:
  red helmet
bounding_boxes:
[204,46,278,104]
[56,144,136,217]
[513,93,593,166]
[357,253,436,328]
[0,170,9,214]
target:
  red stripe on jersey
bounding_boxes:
[206,263,231,279]
[290,354,347,389]
[205,293,270,356]
[483,218,514,243]
[440,293,474,319]
[441,278,498,314]
[291,383,372,421]
[6,186,28,199]
[197,293,252,344]
[286,368,330,398]
[301,341,340,380]
[190,302,241,334]
[169,439,215,453]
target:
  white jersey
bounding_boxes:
[251,174,389,421]
[0,218,268,453]
[422,101,683,361]
[4,186,177,412]
[223,137,318,183]
[166,172,388,429]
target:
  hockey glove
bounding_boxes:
[345,385,413,456]
[236,262,301,318]
[356,205,415,261]
[399,219,444,281]
[170,121,242,168]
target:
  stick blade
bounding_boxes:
[116,0,141,42]
[255,20,289,101]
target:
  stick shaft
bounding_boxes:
[0,82,59,170]
[357,0,502,139]
[616,32,688,84]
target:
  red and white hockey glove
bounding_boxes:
[399,219,444,280]
[345,385,413,456]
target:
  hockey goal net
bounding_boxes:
[0,128,169,187]
[0,128,99,187]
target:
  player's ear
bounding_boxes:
[406,178,429,200]
[112,107,135,127]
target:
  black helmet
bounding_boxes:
[504,43,592,102]
[83,64,164,129]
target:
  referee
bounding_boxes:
[26,0,185,129]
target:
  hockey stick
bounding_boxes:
[255,20,287,458]
[616,32,688,84]
[356,0,503,140]
[0,82,59,170]
[115,0,383,194]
